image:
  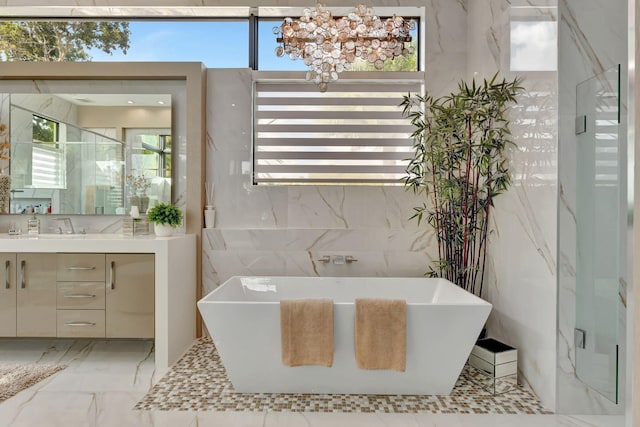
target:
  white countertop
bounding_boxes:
[0,233,189,253]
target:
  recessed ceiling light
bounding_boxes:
[127,100,135,104]
[157,101,165,105]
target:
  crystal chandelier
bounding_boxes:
[274,4,416,92]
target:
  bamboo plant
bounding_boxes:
[401,73,523,298]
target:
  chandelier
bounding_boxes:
[274,4,416,92]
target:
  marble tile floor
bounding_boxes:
[0,339,625,427]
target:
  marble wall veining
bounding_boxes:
[203,0,469,299]
[464,0,559,411]
[203,68,442,298]
[557,0,627,415]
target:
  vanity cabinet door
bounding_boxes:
[106,254,154,338]
[0,253,17,337]
[16,253,57,337]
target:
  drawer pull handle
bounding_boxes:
[5,260,9,289]
[63,294,97,299]
[65,321,96,327]
[20,260,25,289]
[64,266,96,271]
[109,261,115,290]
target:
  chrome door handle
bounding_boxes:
[64,266,96,271]
[20,260,25,289]
[109,261,115,290]
[63,294,97,299]
[5,260,9,289]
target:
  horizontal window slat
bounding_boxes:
[255,178,404,185]
[254,165,406,174]
[257,83,422,93]
[255,137,411,147]
[255,124,413,133]
[255,151,409,160]
[256,97,406,106]
[255,110,408,120]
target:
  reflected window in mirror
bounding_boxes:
[7,92,173,215]
[32,115,59,145]
[125,128,172,215]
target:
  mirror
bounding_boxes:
[8,93,171,215]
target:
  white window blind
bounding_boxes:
[253,77,423,185]
[31,144,65,189]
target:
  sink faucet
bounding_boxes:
[55,217,75,234]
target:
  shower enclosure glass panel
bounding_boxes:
[575,65,620,403]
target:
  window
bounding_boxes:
[253,75,423,185]
[32,115,58,144]
[509,11,558,72]
[30,145,64,189]
[141,134,172,178]
[257,19,419,72]
[29,114,65,189]
[1,12,421,72]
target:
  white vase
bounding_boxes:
[204,207,215,229]
[154,223,174,237]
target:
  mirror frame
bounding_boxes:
[0,61,205,234]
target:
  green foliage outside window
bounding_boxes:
[32,115,57,144]
[0,21,130,61]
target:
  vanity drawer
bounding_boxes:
[57,254,105,282]
[57,310,105,338]
[57,282,105,310]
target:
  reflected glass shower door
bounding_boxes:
[575,65,621,403]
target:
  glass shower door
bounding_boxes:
[574,65,621,403]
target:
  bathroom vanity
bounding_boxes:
[0,234,196,377]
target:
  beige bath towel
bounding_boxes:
[280,299,334,367]
[354,298,406,371]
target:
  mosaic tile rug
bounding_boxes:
[135,338,551,414]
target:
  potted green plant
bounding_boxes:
[401,73,523,298]
[147,202,183,237]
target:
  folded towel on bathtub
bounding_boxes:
[280,299,334,367]
[354,298,406,372]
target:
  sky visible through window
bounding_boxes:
[510,20,557,71]
[88,21,251,68]
[87,20,308,70]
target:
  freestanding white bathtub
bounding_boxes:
[197,276,491,395]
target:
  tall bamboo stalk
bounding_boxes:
[401,73,522,298]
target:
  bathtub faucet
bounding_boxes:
[334,255,358,264]
[317,255,358,265]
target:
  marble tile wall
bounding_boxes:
[557,0,627,415]
[202,0,469,299]
[443,0,558,411]
[203,68,442,297]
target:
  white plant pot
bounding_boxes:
[154,223,174,237]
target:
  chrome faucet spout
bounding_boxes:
[55,217,75,234]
